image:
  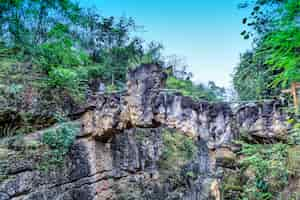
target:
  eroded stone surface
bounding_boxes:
[0,64,290,200]
[83,64,289,145]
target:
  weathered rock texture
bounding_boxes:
[0,64,290,200]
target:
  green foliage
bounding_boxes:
[286,118,300,177]
[0,0,79,47]
[48,68,79,88]
[238,141,290,199]
[221,170,244,200]
[288,121,300,145]
[236,0,300,100]
[41,122,79,168]
[166,76,225,101]
[0,0,162,104]
[6,83,23,95]
[287,145,300,176]
[185,171,196,179]
[47,67,86,100]
[262,26,300,87]
[129,42,164,68]
[233,50,280,100]
[39,40,90,71]
[164,55,225,102]
[159,129,197,173]
[0,0,172,144]
[105,84,118,93]
[37,23,90,71]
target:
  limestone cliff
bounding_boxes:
[0,64,290,200]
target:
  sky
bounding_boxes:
[79,0,252,88]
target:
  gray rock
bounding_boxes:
[0,192,9,200]
[0,64,290,200]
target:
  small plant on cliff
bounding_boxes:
[41,122,80,169]
[159,129,197,180]
[161,129,196,162]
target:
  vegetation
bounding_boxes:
[115,128,198,200]
[166,76,225,101]
[0,0,298,198]
[0,0,226,140]
[159,129,197,179]
[0,0,228,141]
[0,0,171,111]
[40,121,80,168]
[234,117,300,200]
[234,0,300,100]
[238,142,289,199]
[0,0,147,95]
[231,1,300,198]
[233,50,279,100]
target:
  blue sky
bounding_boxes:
[79,0,251,88]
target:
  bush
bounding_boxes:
[238,142,289,199]
[47,67,86,101]
[41,122,80,168]
[159,129,197,173]
[166,76,224,101]
[48,67,79,88]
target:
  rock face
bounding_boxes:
[83,64,288,144]
[0,64,290,200]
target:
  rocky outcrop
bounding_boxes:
[82,64,288,143]
[0,64,290,200]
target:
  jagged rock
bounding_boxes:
[125,64,167,127]
[0,192,9,200]
[236,102,290,140]
[83,64,288,146]
[215,148,237,168]
[0,64,290,200]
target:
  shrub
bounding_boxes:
[47,67,86,101]
[41,122,80,168]
[159,129,197,175]
[48,67,79,89]
[238,142,289,199]
[166,76,224,101]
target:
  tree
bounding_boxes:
[0,0,154,101]
[0,0,81,49]
[164,55,193,80]
[235,0,300,100]
[233,50,279,100]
